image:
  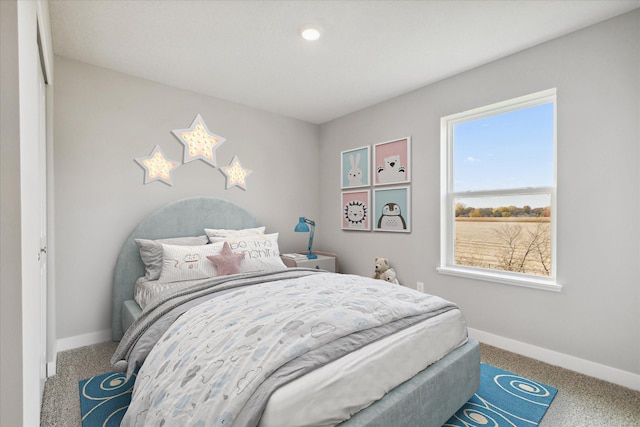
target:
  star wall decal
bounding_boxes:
[171,114,225,167]
[220,155,253,190]
[134,145,180,186]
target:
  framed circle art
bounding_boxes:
[341,189,371,231]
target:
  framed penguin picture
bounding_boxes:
[373,137,411,186]
[341,189,371,231]
[341,146,370,189]
[373,186,411,233]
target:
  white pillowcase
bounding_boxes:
[135,235,209,281]
[159,242,224,283]
[205,226,266,242]
[209,233,286,273]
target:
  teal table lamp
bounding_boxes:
[294,217,317,259]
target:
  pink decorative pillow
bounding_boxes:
[206,241,245,276]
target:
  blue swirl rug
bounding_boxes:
[79,370,137,427]
[445,363,557,426]
[79,363,556,426]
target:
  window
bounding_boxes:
[439,89,559,291]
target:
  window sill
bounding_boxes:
[436,266,562,292]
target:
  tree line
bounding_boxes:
[455,203,551,218]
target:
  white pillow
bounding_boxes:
[135,235,209,281]
[205,226,265,242]
[209,233,286,273]
[239,256,287,273]
[159,242,224,283]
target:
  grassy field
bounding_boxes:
[455,217,551,276]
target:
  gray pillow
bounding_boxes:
[135,235,208,281]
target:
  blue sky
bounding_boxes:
[453,102,554,208]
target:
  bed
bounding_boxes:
[111,197,480,427]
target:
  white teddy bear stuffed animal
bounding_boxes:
[380,268,399,285]
[373,257,390,279]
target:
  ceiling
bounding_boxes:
[49,0,640,124]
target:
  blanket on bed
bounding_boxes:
[114,270,459,427]
[112,270,319,378]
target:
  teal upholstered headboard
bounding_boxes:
[111,197,260,340]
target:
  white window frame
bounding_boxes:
[438,89,560,292]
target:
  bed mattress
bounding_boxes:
[260,308,467,427]
[128,275,467,426]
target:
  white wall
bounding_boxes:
[319,10,640,382]
[53,58,321,342]
[0,3,24,425]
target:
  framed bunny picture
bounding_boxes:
[342,189,371,231]
[341,146,370,189]
[373,137,411,186]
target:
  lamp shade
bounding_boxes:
[295,217,310,232]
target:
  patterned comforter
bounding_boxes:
[113,269,459,427]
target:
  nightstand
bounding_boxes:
[281,252,338,273]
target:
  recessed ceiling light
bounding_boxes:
[299,24,323,41]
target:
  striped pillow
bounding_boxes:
[159,242,224,283]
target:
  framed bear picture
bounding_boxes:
[341,189,371,231]
[373,137,411,186]
[341,146,370,189]
[373,186,411,233]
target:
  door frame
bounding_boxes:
[36,0,56,379]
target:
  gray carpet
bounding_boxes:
[480,345,640,426]
[40,341,640,426]
[40,340,118,427]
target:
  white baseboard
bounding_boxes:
[47,357,57,378]
[469,328,640,391]
[56,329,112,353]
